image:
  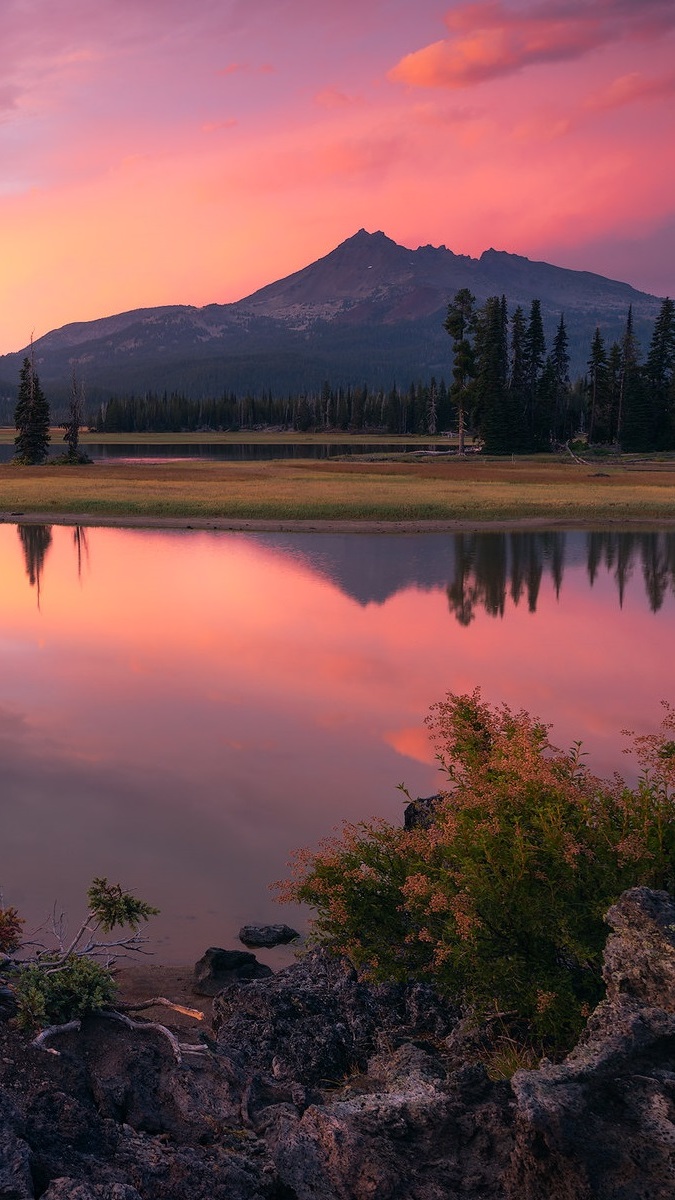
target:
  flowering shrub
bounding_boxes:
[0,907,24,955]
[278,692,675,1048]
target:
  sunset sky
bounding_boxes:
[1,0,674,354]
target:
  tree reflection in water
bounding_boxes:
[18,524,53,607]
[447,530,675,624]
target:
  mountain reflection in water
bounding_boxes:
[2,523,674,963]
[20,525,675,619]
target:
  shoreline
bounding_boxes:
[4,510,675,534]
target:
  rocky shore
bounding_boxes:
[1,887,674,1200]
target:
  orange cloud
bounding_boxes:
[201,118,238,133]
[217,62,275,76]
[388,0,675,90]
[584,70,675,111]
[314,87,363,109]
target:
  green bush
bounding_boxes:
[3,878,159,1033]
[0,907,24,954]
[14,955,116,1032]
[278,692,675,1050]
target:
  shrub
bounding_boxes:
[14,955,117,1032]
[0,907,24,955]
[278,692,675,1049]
[3,878,159,1032]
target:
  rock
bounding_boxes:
[192,947,273,997]
[403,794,441,830]
[507,888,675,1199]
[2,888,675,1199]
[42,1183,142,1200]
[0,986,18,1022]
[0,1091,33,1200]
[239,924,300,949]
[213,947,457,1092]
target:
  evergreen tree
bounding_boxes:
[644,297,675,450]
[549,315,571,443]
[522,299,546,450]
[474,296,510,453]
[586,328,609,444]
[14,357,51,464]
[508,305,528,451]
[618,306,646,450]
[444,289,477,454]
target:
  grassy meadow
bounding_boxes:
[1,446,674,523]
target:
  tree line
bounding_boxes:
[9,294,675,454]
[445,290,675,454]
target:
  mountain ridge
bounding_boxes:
[0,230,664,405]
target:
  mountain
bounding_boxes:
[0,230,664,407]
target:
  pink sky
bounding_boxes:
[0,0,673,354]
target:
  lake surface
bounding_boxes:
[0,442,441,465]
[2,524,674,965]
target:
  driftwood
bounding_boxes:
[114,996,205,1021]
[31,1004,208,1063]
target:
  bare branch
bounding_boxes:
[114,997,205,1021]
[32,1019,82,1052]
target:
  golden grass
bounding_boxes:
[0,428,457,446]
[1,457,674,523]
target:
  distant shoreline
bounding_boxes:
[3,511,675,534]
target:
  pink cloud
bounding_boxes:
[217,62,275,76]
[389,0,675,89]
[201,118,238,133]
[314,87,363,109]
[584,70,675,111]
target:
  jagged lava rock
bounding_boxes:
[192,947,273,997]
[239,924,300,949]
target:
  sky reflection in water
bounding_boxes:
[1,524,674,964]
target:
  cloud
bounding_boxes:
[388,0,675,89]
[201,118,238,133]
[217,61,275,76]
[314,87,363,109]
[584,70,675,111]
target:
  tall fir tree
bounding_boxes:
[586,327,610,444]
[644,297,675,450]
[549,315,571,443]
[444,288,477,454]
[14,356,51,465]
[522,299,547,450]
[474,296,510,453]
[618,306,646,451]
[508,305,528,451]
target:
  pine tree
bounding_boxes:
[14,356,51,464]
[522,299,546,450]
[508,305,528,451]
[444,289,477,454]
[618,306,646,451]
[549,315,571,443]
[474,296,510,453]
[586,328,609,444]
[644,297,675,450]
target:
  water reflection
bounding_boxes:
[445,530,675,624]
[18,525,52,604]
[2,523,674,964]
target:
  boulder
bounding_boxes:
[213,947,457,1091]
[239,924,300,948]
[192,947,273,997]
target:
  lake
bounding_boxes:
[0,442,443,465]
[2,524,674,967]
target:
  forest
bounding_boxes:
[15,294,675,454]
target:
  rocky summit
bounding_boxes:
[1,887,674,1199]
[0,231,663,403]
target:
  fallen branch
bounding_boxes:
[32,1019,81,1052]
[113,996,205,1021]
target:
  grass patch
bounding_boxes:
[0,458,674,523]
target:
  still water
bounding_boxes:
[0,442,436,465]
[2,524,674,965]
